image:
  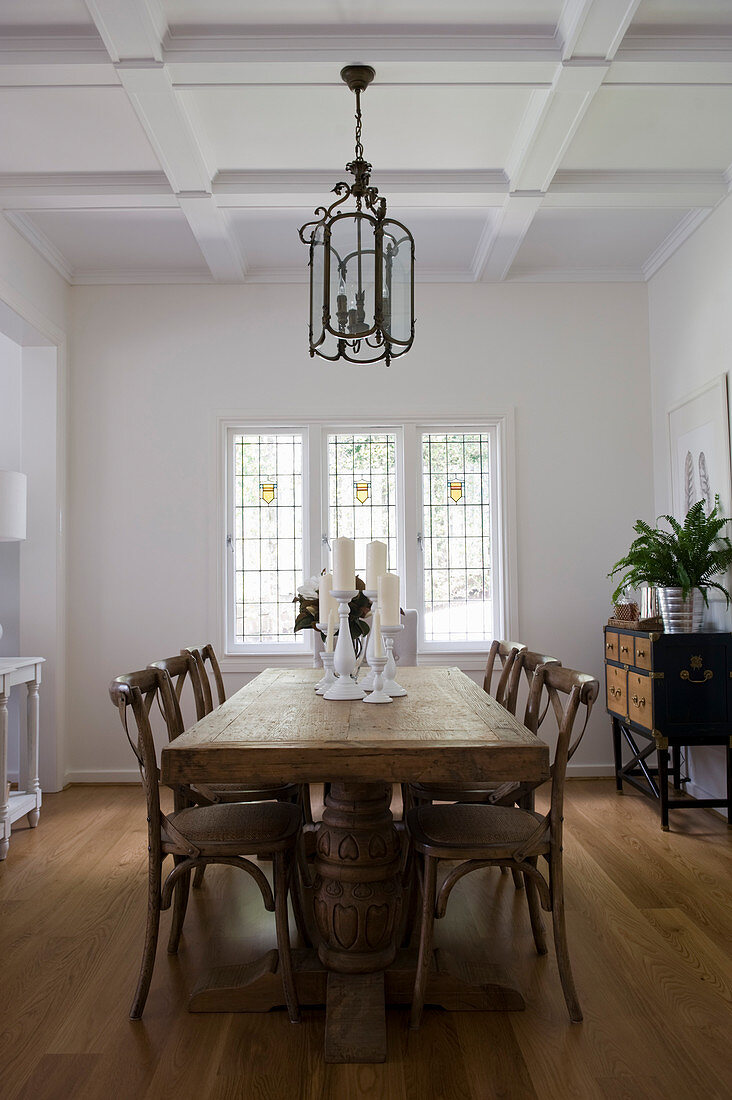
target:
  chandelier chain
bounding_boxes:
[354,89,364,160]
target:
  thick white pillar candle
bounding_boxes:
[325,607,337,653]
[371,610,385,658]
[378,572,400,627]
[319,573,336,621]
[332,536,355,591]
[365,540,387,591]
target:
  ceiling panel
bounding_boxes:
[180,85,532,173]
[560,86,732,172]
[0,88,162,173]
[511,207,687,276]
[163,0,563,28]
[227,207,485,278]
[0,0,92,27]
[24,210,208,275]
[632,0,732,27]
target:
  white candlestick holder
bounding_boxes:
[362,654,392,704]
[314,621,334,691]
[360,590,378,691]
[316,651,337,695]
[381,623,407,697]
[324,591,365,701]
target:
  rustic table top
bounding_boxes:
[161,667,550,787]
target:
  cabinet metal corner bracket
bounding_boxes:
[649,633,660,642]
[650,671,664,680]
[652,730,668,749]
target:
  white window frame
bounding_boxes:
[216,413,517,673]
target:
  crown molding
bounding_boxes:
[70,268,213,285]
[508,266,644,282]
[4,211,73,282]
[0,171,171,194]
[641,207,711,280]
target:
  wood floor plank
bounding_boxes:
[0,781,730,1100]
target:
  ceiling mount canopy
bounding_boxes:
[298,65,415,367]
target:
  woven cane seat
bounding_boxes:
[408,803,547,854]
[168,800,300,852]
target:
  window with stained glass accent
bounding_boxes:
[232,432,304,646]
[327,432,398,580]
[422,432,494,643]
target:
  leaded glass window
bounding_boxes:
[422,432,493,643]
[327,432,398,580]
[233,432,303,645]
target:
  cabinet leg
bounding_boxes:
[672,745,682,791]
[658,749,670,831]
[611,718,623,792]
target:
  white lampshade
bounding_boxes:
[0,470,27,541]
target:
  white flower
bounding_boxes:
[297,576,321,600]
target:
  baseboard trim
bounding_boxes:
[64,769,140,784]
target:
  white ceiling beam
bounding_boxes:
[82,1,246,282]
[84,0,167,63]
[177,193,246,282]
[558,0,643,61]
[472,193,543,282]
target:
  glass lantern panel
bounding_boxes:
[381,220,413,346]
[327,214,376,339]
[310,223,325,348]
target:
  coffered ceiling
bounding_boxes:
[1,0,731,284]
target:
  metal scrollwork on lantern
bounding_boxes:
[298,65,415,367]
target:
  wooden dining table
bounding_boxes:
[160,666,550,1063]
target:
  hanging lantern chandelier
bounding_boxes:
[298,65,415,366]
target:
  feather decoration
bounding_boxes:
[698,451,713,513]
[684,450,695,512]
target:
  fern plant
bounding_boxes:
[609,497,732,606]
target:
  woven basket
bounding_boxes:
[613,602,639,622]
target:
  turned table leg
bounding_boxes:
[25,678,41,828]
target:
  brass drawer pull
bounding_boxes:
[609,686,620,698]
[631,694,646,707]
[606,642,614,650]
[620,645,629,654]
[637,649,645,658]
[680,669,713,684]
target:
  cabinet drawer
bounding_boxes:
[618,633,634,663]
[634,638,652,671]
[606,664,627,718]
[628,671,652,730]
[605,631,619,661]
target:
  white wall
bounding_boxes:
[648,192,732,801]
[0,215,69,792]
[67,281,651,782]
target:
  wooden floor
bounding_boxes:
[1,780,730,1100]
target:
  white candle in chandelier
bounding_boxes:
[371,610,385,658]
[365,540,387,591]
[332,536,355,591]
[325,607,336,653]
[378,572,400,627]
[319,572,336,620]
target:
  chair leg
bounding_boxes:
[193,864,206,889]
[167,858,190,954]
[511,867,525,890]
[298,784,313,825]
[550,866,582,1022]
[409,854,438,1030]
[524,860,547,956]
[274,851,301,1024]
[130,856,162,1020]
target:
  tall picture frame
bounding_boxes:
[668,374,732,628]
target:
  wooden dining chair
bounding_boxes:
[407,663,599,1028]
[109,667,301,1023]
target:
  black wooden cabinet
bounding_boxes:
[604,625,732,828]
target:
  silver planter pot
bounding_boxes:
[657,586,705,633]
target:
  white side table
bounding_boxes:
[0,657,44,859]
